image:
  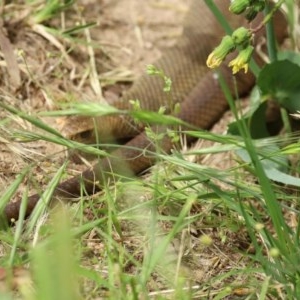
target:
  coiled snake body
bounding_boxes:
[4,0,287,221]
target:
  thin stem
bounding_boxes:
[263,0,291,133]
[264,1,278,62]
[203,0,233,35]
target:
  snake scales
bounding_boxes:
[3,0,287,222]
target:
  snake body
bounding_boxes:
[4,1,287,221]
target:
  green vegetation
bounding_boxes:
[0,0,300,299]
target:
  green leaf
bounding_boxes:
[236,144,300,186]
[247,102,270,138]
[62,22,97,35]
[39,102,122,117]
[236,144,288,171]
[263,168,300,187]
[130,111,185,126]
[228,100,270,139]
[258,60,300,112]
[228,87,275,139]
[278,51,300,67]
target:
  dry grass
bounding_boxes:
[0,1,299,299]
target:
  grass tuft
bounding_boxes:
[0,0,299,299]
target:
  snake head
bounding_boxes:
[57,115,97,163]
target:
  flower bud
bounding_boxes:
[229,0,251,14]
[228,45,254,74]
[232,27,252,46]
[206,35,235,69]
[246,1,265,21]
[269,248,280,258]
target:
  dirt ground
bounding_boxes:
[0,0,194,193]
[0,0,258,297]
[0,0,242,205]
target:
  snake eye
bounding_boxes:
[78,130,93,140]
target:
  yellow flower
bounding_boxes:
[206,36,235,69]
[228,45,254,74]
[206,52,223,68]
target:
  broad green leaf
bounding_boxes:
[228,101,270,138]
[258,60,300,112]
[235,145,300,186]
[278,51,300,67]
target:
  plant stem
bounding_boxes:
[264,2,277,62]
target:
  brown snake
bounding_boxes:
[3,1,287,222]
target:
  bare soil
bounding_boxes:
[1,0,192,193]
[0,0,257,297]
